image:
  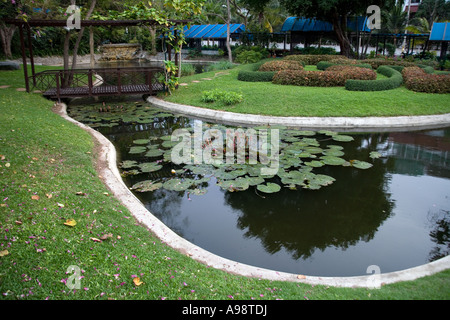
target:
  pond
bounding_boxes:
[68,99,450,277]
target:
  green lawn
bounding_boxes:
[163,63,450,117]
[0,65,449,301]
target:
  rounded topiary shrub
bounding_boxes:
[345,66,403,91]
[258,60,304,72]
[402,67,450,93]
[272,66,376,87]
[283,54,345,66]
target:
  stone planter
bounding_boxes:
[99,43,142,61]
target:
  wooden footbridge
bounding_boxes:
[31,67,166,101]
[2,18,186,101]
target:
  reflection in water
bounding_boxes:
[69,102,450,276]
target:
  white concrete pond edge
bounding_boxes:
[147,96,450,132]
[55,102,450,289]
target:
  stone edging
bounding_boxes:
[54,102,450,288]
[147,96,450,132]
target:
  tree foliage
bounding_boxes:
[278,0,384,57]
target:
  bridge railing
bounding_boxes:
[30,67,166,100]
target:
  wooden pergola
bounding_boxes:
[2,18,187,99]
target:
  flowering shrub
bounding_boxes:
[402,67,450,94]
[258,60,303,72]
[272,66,376,87]
[201,89,244,105]
[360,58,416,69]
[346,66,403,91]
[283,54,345,65]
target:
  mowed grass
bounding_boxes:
[163,63,450,117]
[0,65,449,301]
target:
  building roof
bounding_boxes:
[429,22,450,41]
[281,17,371,33]
[182,24,246,39]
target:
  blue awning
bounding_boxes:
[429,22,450,41]
[281,17,370,33]
[182,24,246,39]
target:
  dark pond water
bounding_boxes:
[68,100,450,277]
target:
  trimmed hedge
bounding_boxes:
[237,60,276,82]
[359,58,417,69]
[317,60,373,71]
[272,66,376,87]
[283,54,345,65]
[258,60,303,72]
[237,70,276,82]
[402,67,450,94]
[345,66,403,91]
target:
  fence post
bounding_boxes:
[117,68,121,94]
[147,69,153,95]
[88,69,93,96]
[56,71,61,102]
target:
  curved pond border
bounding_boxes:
[54,102,450,288]
[147,96,450,133]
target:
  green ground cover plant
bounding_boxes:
[402,67,450,94]
[1,65,449,300]
[345,66,404,92]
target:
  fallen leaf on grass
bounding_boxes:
[90,237,102,242]
[0,250,9,257]
[133,277,144,286]
[46,193,52,199]
[100,233,113,240]
[31,195,40,200]
[57,203,64,208]
[75,191,86,196]
[63,218,77,227]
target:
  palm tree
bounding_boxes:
[381,0,408,48]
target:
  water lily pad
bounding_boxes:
[133,139,150,145]
[129,146,147,154]
[131,180,163,192]
[218,177,250,192]
[304,160,325,168]
[310,174,336,186]
[163,178,194,191]
[350,160,373,169]
[321,156,347,166]
[369,151,382,159]
[318,130,337,136]
[190,188,208,196]
[139,162,163,172]
[246,176,265,186]
[322,149,345,157]
[145,149,164,158]
[332,134,354,142]
[120,160,138,169]
[257,183,281,193]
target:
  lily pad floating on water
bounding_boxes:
[256,182,281,193]
[131,180,163,192]
[139,162,163,173]
[163,178,194,191]
[129,146,147,154]
[145,149,164,158]
[120,160,138,169]
[369,151,382,159]
[218,177,250,192]
[332,134,354,142]
[189,188,208,196]
[321,156,348,166]
[133,139,151,145]
[350,160,373,169]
